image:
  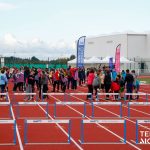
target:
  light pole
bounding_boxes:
[0,55,4,68]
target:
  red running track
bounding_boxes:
[0,82,150,150]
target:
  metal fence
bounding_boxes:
[1,64,67,69]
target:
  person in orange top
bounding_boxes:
[52,69,60,92]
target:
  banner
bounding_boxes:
[76,36,86,67]
[115,44,121,73]
[109,57,113,70]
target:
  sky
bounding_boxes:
[0,0,150,60]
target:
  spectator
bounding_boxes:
[125,69,134,100]
[93,71,101,101]
[87,68,95,100]
[104,69,112,100]
[0,69,8,100]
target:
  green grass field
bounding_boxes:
[138,78,150,84]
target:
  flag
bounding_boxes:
[115,44,121,73]
[109,57,113,70]
[76,36,86,67]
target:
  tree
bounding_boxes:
[69,55,75,60]
[31,56,40,63]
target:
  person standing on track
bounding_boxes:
[104,68,112,100]
[24,70,35,101]
[72,68,78,90]
[93,71,101,101]
[41,71,49,100]
[67,66,72,89]
[125,69,134,100]
[87,68,95,100]
[0,69,8,100]
[52,69,60,92]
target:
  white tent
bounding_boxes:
[86,56,102,64]
[100,56,113,63]
[67,58,76,64]
[67,58,89,65]
[101,56,134,63]
[120,57,134,63]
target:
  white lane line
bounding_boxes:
[35,101,83,150]
[8,93,24,150]
[50,95,141,150]
[122,104,150,116]
[78,87,150,129]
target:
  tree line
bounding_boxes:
[4,55,76,65]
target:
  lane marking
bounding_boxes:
[8,93,24,150]
[35,101,83,150]
[50,95,141,150]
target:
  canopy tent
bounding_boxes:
[67,58,76,64]
[67,58,89,65]
[86,56,102,64]
[67,56,102,65]
[120,57,134,63]
[100,56,134,63]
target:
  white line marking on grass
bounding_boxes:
[8,93,24,150]
[51,95,141,150]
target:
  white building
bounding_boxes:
[84,33,150,74]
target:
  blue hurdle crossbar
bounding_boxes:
[97,93,120,100]
[91,102,122,118]
[0,93,8,101]
[54,102,86,118]
[42,93,66,101]
[0,102,12,119]
[13,92,38,101]
[67,93,93,101]
[16,102,49,118]
[128,102,150,118]
[124,92,147,102]
[0,120,16,145]
[24,119,71,145]
[80,119,126,144]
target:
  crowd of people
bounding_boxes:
[86,67,139,101]
[0,65,140,101]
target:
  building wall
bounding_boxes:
[146,34,150,57]
[85,34,128,58]
[127,34,147,59]
[84,33,150,74]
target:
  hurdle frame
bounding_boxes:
[24,119,71,145]
[67,93,93,102]
[80,119,126,144]
[0,93,8,101]
[0,102,12,119]
[91,102,122,118]
[15,102,49,119]
[0,119,16,145]
[97,93,120,101]
[127,102,150,118]
[42,93,66,101]
[54,102,86,118]
[13,92,38,102]
[135,120,150,144]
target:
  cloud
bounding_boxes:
[0,33,76,60]
[0,2,16,10]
